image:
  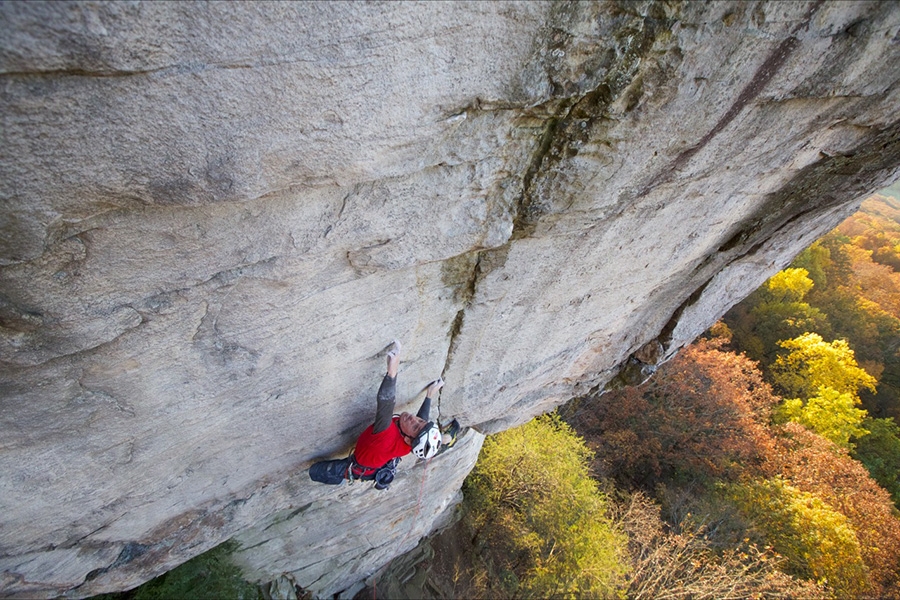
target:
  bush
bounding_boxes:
[568,340,780,490]
[94,541,259,600]
[769,422,900,595]
[612,491,825,600]
[465,414,629,598]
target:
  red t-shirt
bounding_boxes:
[354,416,411,469]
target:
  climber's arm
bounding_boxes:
[416,396,431,421]
[372,374,396,434]
[416,378,442,422]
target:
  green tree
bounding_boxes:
[791,242,831,289]
[853,417,900,508]
[96,541,259,600]
[749,301,831,364]
[465,414,628,598]
[725,267,831,366]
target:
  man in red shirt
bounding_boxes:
[309,341,459,489]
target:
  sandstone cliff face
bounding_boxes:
[1,2,899,597]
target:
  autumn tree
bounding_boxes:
[726,477,868,598]
[838,198,900,272]
[802,223,900,420]
[771,333,876,448]
[776,387,868,449]
[791,241,831,288]
[724,236,871,376]
[771,332,876,400]
[766,268,814,303]
[566,332,900,597]
[844,244,900,318]
[567,339,779,490]
[768,422,900,596]
[464,414,628,598]
[725,267,831,365]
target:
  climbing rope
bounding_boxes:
[372,455,432,599]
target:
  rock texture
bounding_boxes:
[1,1,899,597]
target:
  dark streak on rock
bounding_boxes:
[643,37,801,193]
[440,251,483,388]
[0,56,318,80]
[324,192,351,238]
[657,275,715,351]
[719,120,900,262]
[261,503,314,534]
[638,1,826,197]
[513,4,675,237]
[84,542,150,582]
[653,117,900,363]
[511,116,563,239]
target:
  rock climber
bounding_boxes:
[308,340,460,490]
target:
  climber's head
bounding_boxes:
[398,413,441,458]
[398,411,427,442]
[411,422,442,460]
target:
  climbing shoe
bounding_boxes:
[441,419,460,449]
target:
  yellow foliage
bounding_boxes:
[772,333,876,401]
[771,333,875,449]
[776,387,870,449]
[767,268,815,303]
[727,477,868,598]
[465,414,628,598]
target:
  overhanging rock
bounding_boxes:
[1,1,899,597]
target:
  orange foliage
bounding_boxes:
[570,338,900,596]
[837,200,900,271]
[572,339,779,488]
[844,244,900,319]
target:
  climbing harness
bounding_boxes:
[347,455,400,490]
